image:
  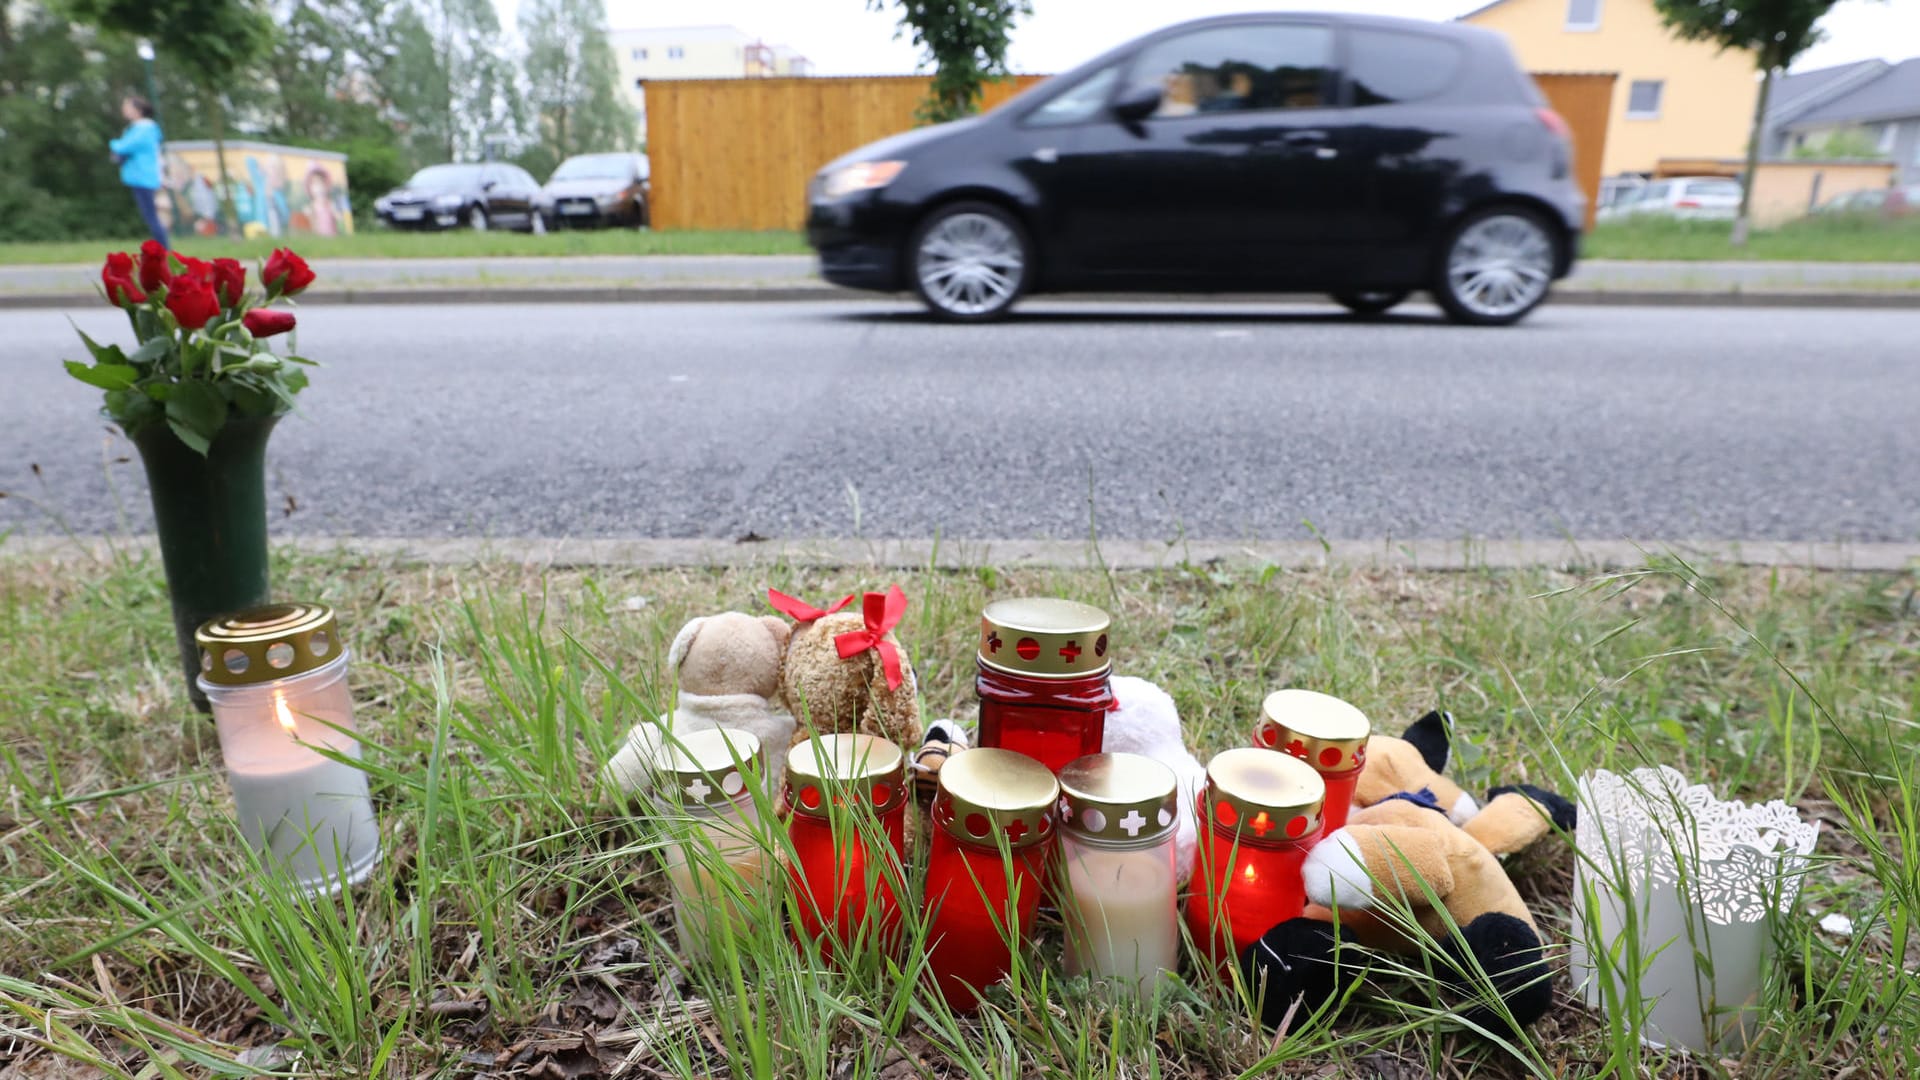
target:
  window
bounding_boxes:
[1877,123,1897,155]
[1127,23,1334,118]
[1348,29,1465,106]
[1626,79,1664,119]
[631,47,648,61]
[667,46,685,60]
[1566,0,1602,31]
[1028,65,1121,126]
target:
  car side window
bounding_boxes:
[1027,65,1122,127]
[1641,181,1671,203]
[1347,28,1464,106]
[1126,23,1335,118]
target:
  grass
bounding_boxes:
[1586,214,1920,262]
[1,546,1917,1078]
[0,229,810,265]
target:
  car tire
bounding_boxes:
[468,205,489,232]
[635,199,649,229]
[1332,290,1411,317]
[907,201,1031,323]
[1432,206,1558,327]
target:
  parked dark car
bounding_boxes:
[535,152,651,230]
[806,13,1583,324]
[374,163,543,231]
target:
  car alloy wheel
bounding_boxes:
[468,205,489,232]
[912,204,1028,321]
[1439,210,1555,325]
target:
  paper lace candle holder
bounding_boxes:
[1569,766,1819,1055]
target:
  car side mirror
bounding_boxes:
[1111,85,1162,123]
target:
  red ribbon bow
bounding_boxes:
[766,588,854,623]
[834,585,909,691]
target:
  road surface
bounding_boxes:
[4,300,1915,542]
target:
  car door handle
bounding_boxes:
[1253,130,1339,159]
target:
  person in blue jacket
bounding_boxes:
[109,95,168,247]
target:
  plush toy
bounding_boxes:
[769,586,923,750]
[911,719,970,796]
[1242,711,1575,1034]
[1098,675,1208,886]
[601,611,795,796]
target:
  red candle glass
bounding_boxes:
[1254,689,1370,835]
[921,748,1060,1012]
[784,734,909,954]
[1184,748,1326,980]
[976,598,1115,775]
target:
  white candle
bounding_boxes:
[665,812,771,957]
[1062,839,1180,996]
[225,694,380,894]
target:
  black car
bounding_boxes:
[807,13,1583,324]
[535,152,651,230]
[374,163,543,232]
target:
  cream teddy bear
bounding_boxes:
[601,612,794,796]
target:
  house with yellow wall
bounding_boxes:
[1462,0,1759,178]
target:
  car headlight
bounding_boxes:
[820,160,906,200]
[433,194,463,209]
[374,196,391,212]
[596,192,621,208]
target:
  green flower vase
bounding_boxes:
[132,415,278,713]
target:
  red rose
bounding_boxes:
[174,255,212,284]
[263,248,316,297]
[137,240,170,293]
[210,258,247,307]
[102,252,147,307]
[243,309,296,338]
[165,273,221,330]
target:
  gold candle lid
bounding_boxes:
[1057,752,1178,846]
[657,728,762,807]
[934,748,1059,850]
[1257,689,1371,773]
[978,597,1112,679]
[1203,748,1326,843]
[195,602,343,686]
[785,733,907,817]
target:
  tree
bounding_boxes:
[518,0,634,177]
[1652,0,1853,246]
[433,0,521,160]
[68,0,275,233]
[869,0,1032,124]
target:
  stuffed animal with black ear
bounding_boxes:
[1241,711,1575,1035]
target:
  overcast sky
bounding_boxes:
[495,1,1916,77]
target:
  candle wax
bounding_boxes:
[228,753,380,893]
[1061,842,1178,997]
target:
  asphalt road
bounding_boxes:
[5,300,1916,541]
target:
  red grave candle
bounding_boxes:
[1253,689,1371,835]
[921,748,1060,1012]
[784,734,909,955]
[1183,748,1326,980]
[976,598,1115,775]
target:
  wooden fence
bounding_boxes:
[648,72,1616,233]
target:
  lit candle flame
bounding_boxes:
[275,695,298,736]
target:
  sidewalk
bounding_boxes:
[5,254,1918,308]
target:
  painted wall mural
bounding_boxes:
[161,141,353,239]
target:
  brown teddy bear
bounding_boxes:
[600,611,794,797]
[1243,711,1575,1034]
[768,586,922,750]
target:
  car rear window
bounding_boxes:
[1683,180,1740,198]
[1347,28,1465,106]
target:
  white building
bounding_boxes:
[607,25,813,141]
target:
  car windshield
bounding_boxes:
[407,164,483,190]
[552,156,634,181]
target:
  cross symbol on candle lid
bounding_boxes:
[685,777,712,801]
[1118,809,1146,837]
[1058,640,1081,663]
[1284,738,1309,759]
[1004,817,1030,843]
[986,631,1002,654]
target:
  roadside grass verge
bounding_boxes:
[0,229,810,265]
[1586,214,1920,262]
[1,548,1915,1077]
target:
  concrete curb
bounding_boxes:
[6,286,1920,310]
[4,535,1915,571]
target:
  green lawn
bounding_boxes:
[1586,214,1920,262]
[0,228,810,265]
[0,549,1915,1078]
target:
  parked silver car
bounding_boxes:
[1597,176,1743,221]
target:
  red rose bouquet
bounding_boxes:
[68,243,317,455]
